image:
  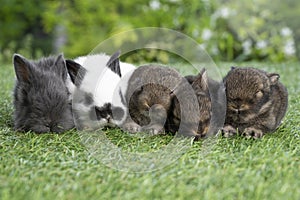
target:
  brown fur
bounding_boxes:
[222,67,288,138]
[122,65,181,135]
[165,69,211,138]
[121,64,201,137]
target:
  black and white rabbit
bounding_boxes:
[65,51,136,130]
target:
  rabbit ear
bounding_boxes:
[184,75,197,84]
[106,50,121,77]
[65,59,86,86]
[192,68,209,91]
[53,54,68,81]
[200,68,209,90]
[13,54,32,83]
[268,73,280,85]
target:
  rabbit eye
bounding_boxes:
[255,91,263,98]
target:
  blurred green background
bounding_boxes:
[1,0,299,63]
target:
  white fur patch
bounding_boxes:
[71,53,136,127]
[112,69,135,125]
[74,54,135,108]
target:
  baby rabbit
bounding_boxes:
[13,54,75,133]
[121,64,200,137]
[165,69,211,138]
[65,51,136,130]
[166,69,226,139]
[222,67,288,138]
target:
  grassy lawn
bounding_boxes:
[0,61,299,200]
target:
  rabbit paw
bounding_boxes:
[122,122,141,133]
[141,124,165,136]
[243,127,264,139]
[221,125,237,137]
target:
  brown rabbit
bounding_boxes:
[222,67,288,138]
[165,69,211,138]
[166,69,226,139]
[121,64,200,137]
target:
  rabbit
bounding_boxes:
[166,69,226,139]
[65,51,136,130]
[12,54,75,133]
[121,64,201,137]
[222,67,288,139]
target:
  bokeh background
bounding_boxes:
[1,0,299,63]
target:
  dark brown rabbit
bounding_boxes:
[165,69,211,138]
[166,69,226,139]
[222,67,288,138]
[121,64,200,137]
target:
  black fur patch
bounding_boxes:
[94,103,113,120]
[65,59,87,86]
[106,50,121,77]
[93,103,124,121]
[119,89,126,106]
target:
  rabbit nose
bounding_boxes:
[231,107,241,115]
[231,106,240,114]
[232,108,239,114]
[236,104,247,114]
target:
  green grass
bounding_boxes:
[0,61,299,200]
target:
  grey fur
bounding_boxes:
[13,54,75,133]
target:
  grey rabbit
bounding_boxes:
[122,64,201,137]
[222,67,288,138]
[13,54,75,133]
